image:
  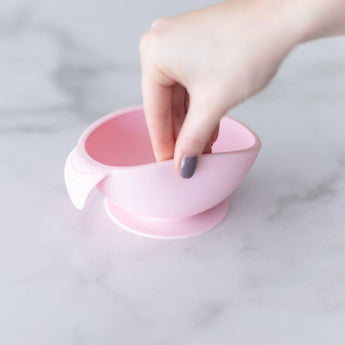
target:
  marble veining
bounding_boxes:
[269,171,343,221]
[0,1,345,345]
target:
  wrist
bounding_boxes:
[289,0,345,43]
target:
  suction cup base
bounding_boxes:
[104,198,229,239]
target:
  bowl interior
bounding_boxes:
[85,109,256,166]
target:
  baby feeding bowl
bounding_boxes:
[64,105,261,239]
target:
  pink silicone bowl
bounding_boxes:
[65,105,261,239]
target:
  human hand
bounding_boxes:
[140,0,345,178]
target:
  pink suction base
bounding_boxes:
[104,198,229,239]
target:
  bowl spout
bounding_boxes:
[64,147,110,209]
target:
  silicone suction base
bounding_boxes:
[105,198,229,239]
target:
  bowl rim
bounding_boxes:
[74,104,261,172]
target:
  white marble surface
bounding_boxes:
[1,1,345,344]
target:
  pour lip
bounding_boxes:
[74,104,261,173]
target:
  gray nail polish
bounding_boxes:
[180,156,197,178]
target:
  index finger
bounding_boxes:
[141,70,175,161]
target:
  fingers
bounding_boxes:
[173,88,218,157]
[140,30,181,162]
[142,73,175,161]
[172,84,188,140]
[142,71,222,175]
[140,30,222,174]
[174,92,224,178]
[201,123,219,154]
[140,32,176,162]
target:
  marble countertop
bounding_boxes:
[1,1,345,344]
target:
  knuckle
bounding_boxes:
[150,17,166,29]
[139,17,170,57]
[139,30,161,57]
[139,32,152,55]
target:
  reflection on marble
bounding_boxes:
[0,0,345,344]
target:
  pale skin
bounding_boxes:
[139,0,345,177]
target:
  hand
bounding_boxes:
[139,0,345,178]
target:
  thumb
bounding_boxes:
[174,93,224,178]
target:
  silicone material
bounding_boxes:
[105,198,229,239]
[64,105,261,238]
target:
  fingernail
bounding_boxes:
[179,156,197,178]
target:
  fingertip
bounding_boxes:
[152,138,175,162]
[179,155,198,179]
[173,96,224,178]
[174,136,206,178]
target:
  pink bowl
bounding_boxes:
[65,105,261,238]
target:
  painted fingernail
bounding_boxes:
[179,156,197,178]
